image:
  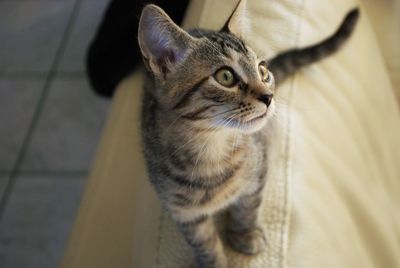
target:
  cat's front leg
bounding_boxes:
[226,191,267,255]
[177,215,227,268]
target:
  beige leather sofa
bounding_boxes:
[60,0,400,267]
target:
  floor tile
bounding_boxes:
[0,1,75,73]
[0,175,9,203]
[0,176,85,268]
[0,80,44,170]
[21,77,110,171]
[58,0,110,72]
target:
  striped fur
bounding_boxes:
[138,2,359,267]
[269,8,360,85]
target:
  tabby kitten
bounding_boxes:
[138,1,359,267]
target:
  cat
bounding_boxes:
[138,1,359,267]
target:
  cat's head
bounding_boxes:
[138,0,275,133]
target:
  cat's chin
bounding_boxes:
[214,111,268,134]
[232,102,275,133]
[235,113,269,133]
[211,102,275,133]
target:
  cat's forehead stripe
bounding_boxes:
[206,33,248,55]
[189,29,248,56]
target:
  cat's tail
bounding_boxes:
[268,8,360,86]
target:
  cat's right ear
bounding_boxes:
[221,0,249,37]
[138,5,196,78]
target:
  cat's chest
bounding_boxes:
[185,138,249,176]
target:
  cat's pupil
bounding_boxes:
[223,72,229,81]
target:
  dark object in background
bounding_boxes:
[87,0,190,97]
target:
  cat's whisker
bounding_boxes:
[164,108,236,157]
[165,113,186,132]
[207,107,240,119]
[212,113,238,174]
[191,114,236,177]
[269,111,286,129]
[274,98,289,106]
[169,123,219,157]
[166,108,241,160]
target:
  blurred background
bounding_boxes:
[0,0,111,267]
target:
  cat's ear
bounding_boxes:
[138,5,196,78]
[221,0,250,37]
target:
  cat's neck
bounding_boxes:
[162,118,247,164]
[189,128,241,163]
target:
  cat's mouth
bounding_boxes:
[226,111,268,132]
[245,112,267,124]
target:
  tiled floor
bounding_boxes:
[0,0,111,267]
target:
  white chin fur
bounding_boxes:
[212,100,276,133]
[237,100,276,133]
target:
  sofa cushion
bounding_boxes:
[61,0,400,267]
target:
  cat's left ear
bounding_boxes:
[138,5,197,78]
[221,0,250,37]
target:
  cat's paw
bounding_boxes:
[193,253,228,268]
[227,226,267,255]
[194,256,228,268]
[215,255,228,268]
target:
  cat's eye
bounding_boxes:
[214,68,237,87]
[258,63,270,83]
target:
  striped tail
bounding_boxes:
[268,8,360,86]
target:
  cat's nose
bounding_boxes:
[257,94,273,107]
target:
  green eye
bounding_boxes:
[214,68,237,87]
[258,63,270,82]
